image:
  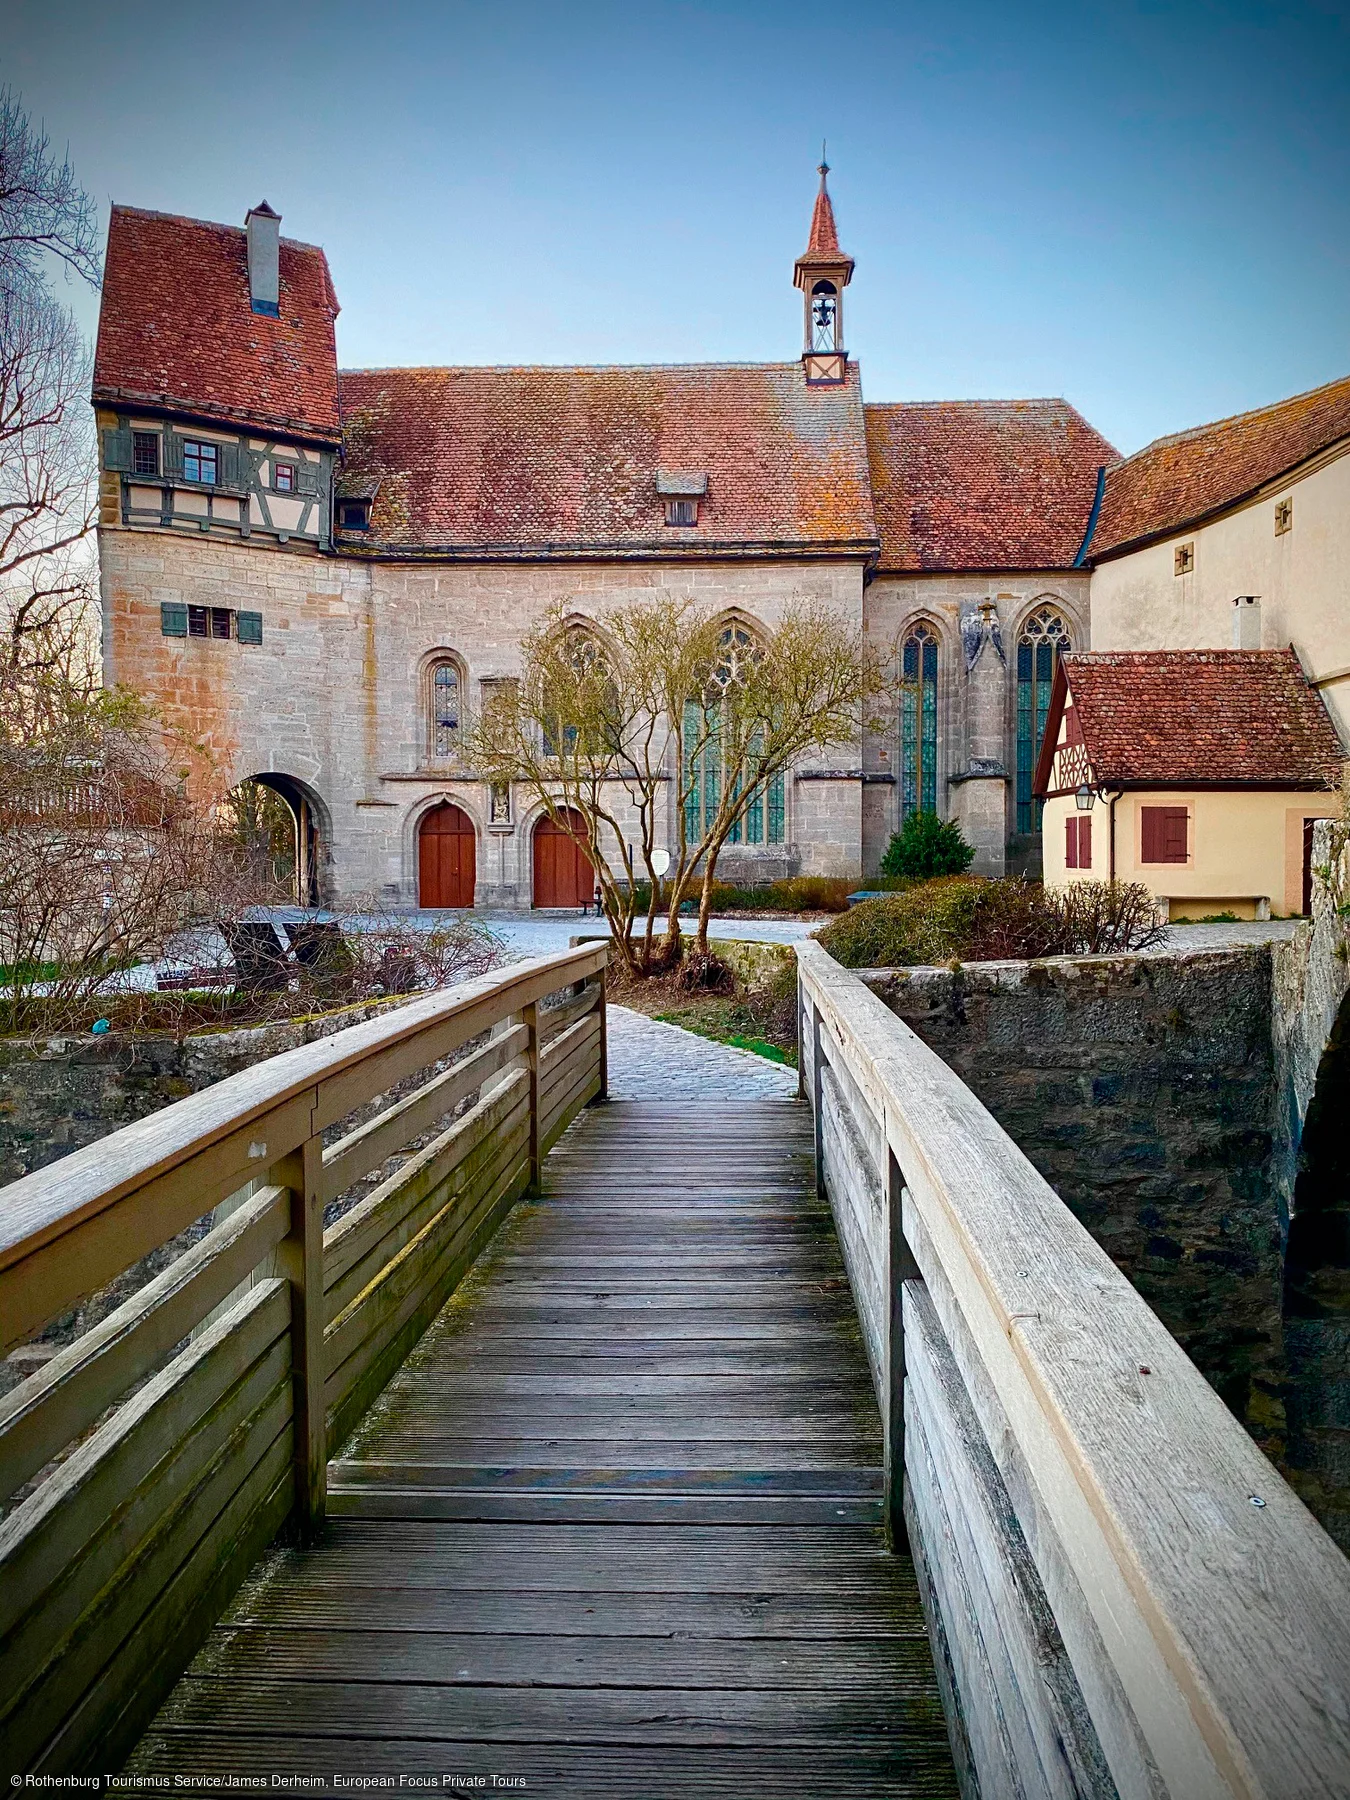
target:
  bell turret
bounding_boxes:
[794,158,853,385]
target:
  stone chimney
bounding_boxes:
[246,201,281,316]
[1232,595,1262,649]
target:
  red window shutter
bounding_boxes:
[1080,817,1092,869]
[1065,817,1078,869]
[1162,807,1189,863]
[1141,807,1162,863]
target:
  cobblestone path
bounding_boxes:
[605,1004,799,1101]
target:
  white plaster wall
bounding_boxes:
[1089,448,1350,739]
[1043,787,1339,917]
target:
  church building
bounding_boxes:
[91,172,1348,907]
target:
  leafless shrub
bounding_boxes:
[1056,880,1168,955]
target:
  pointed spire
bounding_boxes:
[805,154,841,257]
[794,154,854,288]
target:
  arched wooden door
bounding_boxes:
[418,803,476,907]
[533,809,594,908]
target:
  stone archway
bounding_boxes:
[418,802,477,908]
[1283,988,1350,1552]
[232,774,329,905]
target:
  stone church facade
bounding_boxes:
[92,177,1349,907]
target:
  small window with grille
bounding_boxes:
[1174,542,1194,576]
[132,431,160,477]
[1275,498,1292,535]
[664,498,698,527]
[187,606,235,640]
[183,440,218,485]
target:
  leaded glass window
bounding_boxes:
[900,623,939,820]
[1016,608,1070,833]
[431,661,461,760]
[682,624,785,850]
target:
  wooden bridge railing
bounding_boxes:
[0,943,607,1778]
[797,939,1350,1800]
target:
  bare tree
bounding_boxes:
[469,599,891,974]
[0,90,102,294]
[0,88,102,725]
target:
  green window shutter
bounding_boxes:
[296,458,321,495]
[236,610,263,646]
[162,430,184,479]
[160,602,188,638]
[217,443,241,488]
[102,426,132,472]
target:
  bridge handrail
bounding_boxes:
[797,939,1350,1800]
[0,943,607,1777]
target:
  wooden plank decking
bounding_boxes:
[126,1100,957,1797]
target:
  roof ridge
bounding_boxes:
[338,360,842,376]
[865,396,1074,414]
[1108,372,1350,469]
[108,202,326,257]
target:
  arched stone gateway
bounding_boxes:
[418,802,477,908]
[232,774,329,905]
[533,808,594,909]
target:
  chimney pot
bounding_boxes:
[1232,595,1262,650]
[246,202,280,316]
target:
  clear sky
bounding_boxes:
[6,0,1348,454]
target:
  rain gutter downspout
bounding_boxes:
[1073,465,1107,567]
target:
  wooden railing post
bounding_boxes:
[594,966,609,1102]
[275,1131,325,1541]
[811,1002,826,1203]
[524,1000,542,1193]
[796,970,807,1103]
[885,1146,920,1552]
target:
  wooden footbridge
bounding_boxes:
[2,944,1349,1797]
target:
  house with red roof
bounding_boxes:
[1034,649,1343,920]
[90,172,1348,909]
[1081,376,1350,745]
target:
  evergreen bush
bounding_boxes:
[879,813,975,879]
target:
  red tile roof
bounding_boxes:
[865,399,1117,573]
[336,363,877,554]
[93,206,341,442]
[805,168,842,257]
[1035,649,1344,793]
[1090,374,1350,558]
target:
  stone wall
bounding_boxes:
[100,528,868,906]
[863,947,1287,1455]
[1270,819,1350,1546]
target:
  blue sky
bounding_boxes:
[6,0,1347,453]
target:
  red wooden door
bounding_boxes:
[532,810,594,908]
[418,803,476,907]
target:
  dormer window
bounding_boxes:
[274,462,296,493]
[338,499,371,532]
[656,470,707,529]
[183,440,217,485]
[132,431,160,477]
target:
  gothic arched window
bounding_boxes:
[428,658,463,762]
[900,622,939,819]
[810,280,838,351]
[1016,607,1071,833]
[683,622,785,847]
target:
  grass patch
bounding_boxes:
[654,1007,797,1066]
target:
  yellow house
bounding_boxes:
[1035,649,1343,920]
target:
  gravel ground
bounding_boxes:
[604,1004,800,1101]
